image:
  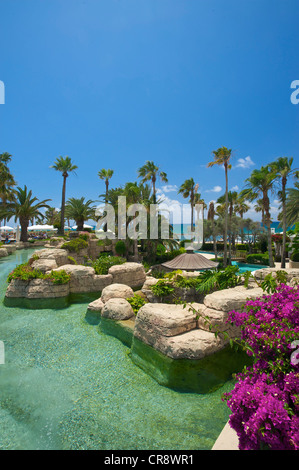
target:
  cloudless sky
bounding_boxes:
[1,0,298,223]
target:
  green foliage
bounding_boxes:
[97,237,112,246]
[246,253,270,266]
[67,256,78,265]
[61,237,88,253]
[196,265,241,294]
[151,280,175,297]
[291,251,299,262]
[92,253,126,275]
[155,247,186,264]
[115,240,126,256]
[7,262,70,284]
[126,294,147,315]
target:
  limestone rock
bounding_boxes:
[35,248,69,267]
[134,303,197,344]
[31,258,58,273]
[87,298,104,312]
[52,264,112,293]
[101,283,134,303]
[101,298,134,320]
[203,286,264,312]
[139,328,225,360]
[189,302,241,336]
[0,248,9,257]
[5,278,69,298]
[108,262,146,288]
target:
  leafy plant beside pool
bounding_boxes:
[7,262,71,285]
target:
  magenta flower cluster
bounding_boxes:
[223,284,299,450]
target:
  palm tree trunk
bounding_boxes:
[152,178,156,205]
[264,193,275,267]
[59,175,67,236]
[281,177,287,268]
[20,217,28,242]
[223,164,228,267]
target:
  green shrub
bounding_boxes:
[246,253,270,266]
[115,240,126,256]
[151,280,175,297]
[92,253,126,275]
[7,262,70,285]
[67,256,78,265]
[291,251,299,262]
[97,237,112,246]
[126,294,147,315]
[62,237,88,253]
[49,270,71,284]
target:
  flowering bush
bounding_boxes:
[223,284,299,450]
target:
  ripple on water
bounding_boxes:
[0,249,233,450]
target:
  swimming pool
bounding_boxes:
[231,261,268,273]
[0,249,234,450]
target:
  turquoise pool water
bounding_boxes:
[231,261,268,273]
[0,249,234,450]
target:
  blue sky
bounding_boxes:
[1,0,298,224]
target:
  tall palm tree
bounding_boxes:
[178,178,197,233]
[50,156,77,236]
[0,152,17,226]
[235,195,250,243]
[138,161,168,204]
[217,190,238,262]
[285,182,299,227]
[44,207,60,226]
[241,165,276,267]
[3,186,51,242]
[98,169,114,203]
[207,147,232,267]
[270,157,297,268]
[207,201,217,259]
[65,197,96,232]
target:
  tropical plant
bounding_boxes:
[2,186,51,242]
[178,178,198,234]
[98,168,114,203]
[270,157,297,268]
[217,190,239,263]
[207,147,232,267]
[207,201,217,259]
[241,165,276,267]
[64,197,96,231]
[138,160,168,204]
[0,152,17,225]
[50,156,78,236]
[285,181,299,227]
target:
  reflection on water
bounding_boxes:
[0,249,233,450]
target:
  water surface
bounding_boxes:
[0,249,233,450]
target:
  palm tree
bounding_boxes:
[285,181,299,227]
[207,201,217,259]
[3,186,51,242]
[0,152,17,226]
[65,197,96,232]
[241,166,276,267]
[207,147,232,267]
[178,178,197,234]
[44,207,60,226]
[217,190,239,262]
[235,195,250,243]
[138,161,168,204]
[270,157,297,268]
[50,156,78,236]
[98,169,114,203]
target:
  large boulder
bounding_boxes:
[52,264,112,293]
[5,278,70,299]
[0,248,9,258]
[101,283,134,303]
[189,302,241,337]
[203,286,264,312]
[35,248,69,267]
[108,262,146,288]
[149,328,226,360]
[101,298,134,320]
[134,303,197,345]
[31,258,58,273]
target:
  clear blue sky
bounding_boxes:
[1,0,298,223]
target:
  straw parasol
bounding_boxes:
[161,246,219,271]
